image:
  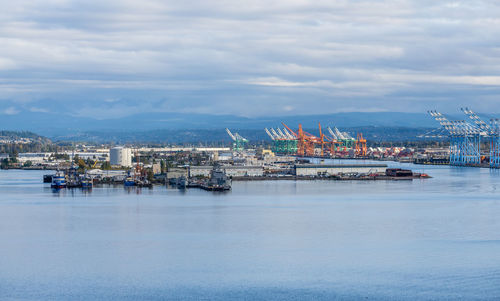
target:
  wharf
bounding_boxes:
[232,174,431,181]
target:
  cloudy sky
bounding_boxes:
[1,0,500,118]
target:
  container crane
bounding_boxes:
[355,133,367,157]
[226,128,248,151]
[325,126,345,156]
[264,127,298,154]
[461,107,500,167]
[428,110,482,166]
[265,128,276,140]
[327,127,339,140]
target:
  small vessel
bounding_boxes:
[136,177,152,188]
[43,174,53,183]
[124,176,135,187]
[201,165,231,191]
[177,176,187,189]
[81,174,93,188]
[51,171,67,189]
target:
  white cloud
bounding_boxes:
[29,107,49,113]
[0,0,499,116]
[3,106,20,115]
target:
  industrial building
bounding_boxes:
[166,167,189,179]
[17,153,51,164]
[189,165,264,177]
[109,147,132,167]
[294,164,387,176]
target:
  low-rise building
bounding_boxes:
[189,165,264,177]
[166,167,188,179]
[294,164,387,176]
[152,163,161,175]
[17,153,51,164]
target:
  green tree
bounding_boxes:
[1,158,9,169]
[77,158,86,170]
[147,170,154,182]
[101,161,112,170]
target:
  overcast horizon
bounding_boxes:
[1,1,500,119]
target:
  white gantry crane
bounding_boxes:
[428,110,482,166]
[265,128,276,140]
[327,127,339,140]
[461,107,500,168]
[226,128,248,151]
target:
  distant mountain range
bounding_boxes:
[0,111,445,138]
[54,127,438,144]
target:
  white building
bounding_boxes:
[109,147,132,167]
[189,165,264,177]
[17,153,51,164]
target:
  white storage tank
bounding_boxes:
[109,147,132,167]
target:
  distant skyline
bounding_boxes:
[1,1,500,118]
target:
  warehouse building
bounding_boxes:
[189,165,264,177]
[294,164,387,176]
[166,167,188,179]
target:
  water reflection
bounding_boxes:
[0,166,500,300]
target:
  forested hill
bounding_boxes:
[0,130,50,141]
[0,131,54,155]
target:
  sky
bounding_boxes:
[1,0,500,118]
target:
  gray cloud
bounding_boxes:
[0,0,499,117]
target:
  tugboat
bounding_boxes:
[51,171,67,189]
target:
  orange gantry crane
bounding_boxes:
[318,122,342,157]
[282,123,315,157]
[282,122,342,157]
[355,133,367,157]
[280,122,366,158]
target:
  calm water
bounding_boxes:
[1,162,500,300]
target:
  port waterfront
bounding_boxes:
[43,160,430,191]
[0,162,499,300]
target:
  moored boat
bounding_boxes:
[81,175,93,188]
[177,176,187,189]
[200,165,231,191]
[43,174,53,183]
[124,177,135,187]
[51,171,67,189]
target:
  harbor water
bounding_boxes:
[1,162,500,300]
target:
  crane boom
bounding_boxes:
[225,128,236,141]
[283,128,295,139]
[277,128,288,139]
[270,128,281,139]
[428,111,460,135]
[334,127,345,140]
[282,122,298,137]
[342,132,353,139]
[265,128,275,140]
[461,107,492,136]
[235,133,248,142]
[327,127,338,140]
